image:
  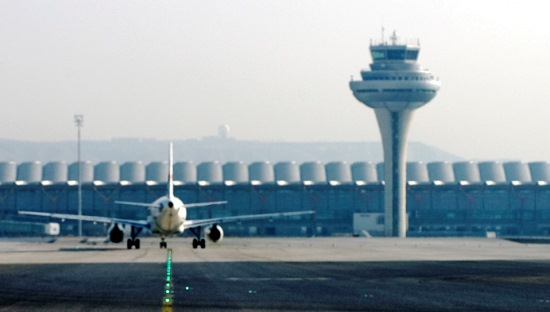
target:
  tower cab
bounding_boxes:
[370,45,419,62]
[367,31,421,72]
[370,30,419,61]
[351,30,440,110]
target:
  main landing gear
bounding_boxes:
[127,238,140,249]
[192,238,206,249]
[127,226,143,249]
[189,226,206,249]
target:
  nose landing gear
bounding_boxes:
[160,237,167,249]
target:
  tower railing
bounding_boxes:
[370,38,420,47]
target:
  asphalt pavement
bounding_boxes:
[1,237,550,311]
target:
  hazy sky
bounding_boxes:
[1,1,549,161]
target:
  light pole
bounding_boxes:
[74,114,83,237]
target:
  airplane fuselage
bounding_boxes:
[148,196,187,236]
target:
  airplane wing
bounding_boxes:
[183,210,315,229]
[18,211,150,229]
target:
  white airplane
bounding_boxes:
[19,143,315,249]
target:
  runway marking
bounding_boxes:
[58,247,115,252]
[226,277,331,282]
[162,248,173,312]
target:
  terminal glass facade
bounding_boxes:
[3,182,550,237]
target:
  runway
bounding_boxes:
[1,237,550,311]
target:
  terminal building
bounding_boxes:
[2,160,550,237]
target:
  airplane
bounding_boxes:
[19,143,315,249]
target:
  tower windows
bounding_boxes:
[387,49,406,60]
[406,50,419,60]
[382,89,413,92]
[371,50,386,61]
[371,48,419,62]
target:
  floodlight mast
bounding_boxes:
[74,114,83,237]
[349,30,440,237]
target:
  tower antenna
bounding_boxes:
[390,30,398,45]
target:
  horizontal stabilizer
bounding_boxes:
[185,201,227,208]
[115,201,159,208]
[114,200,227,208]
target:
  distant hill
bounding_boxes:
[0,138,463,164]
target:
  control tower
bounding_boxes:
[349,31,440,237]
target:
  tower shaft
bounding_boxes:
[375,109,414,237]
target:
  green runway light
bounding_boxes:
[185,286,190,291]
[162,248,175,310]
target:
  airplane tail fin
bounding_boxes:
[168,142,174,200]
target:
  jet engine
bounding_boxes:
[206,224,224,243]
[108,223,124,243]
